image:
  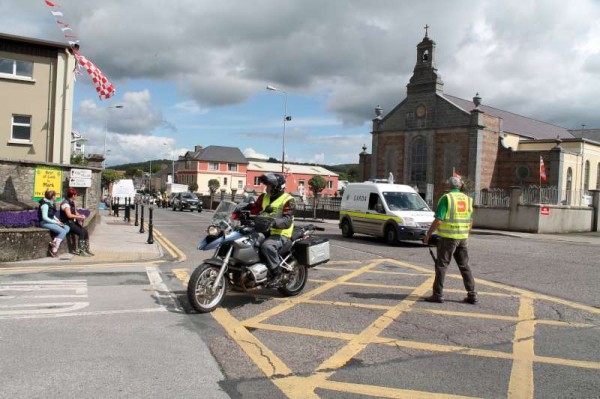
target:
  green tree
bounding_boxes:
[208,179,220,210]
[101,169,121,190]
[188,182,198,193]
[70,154,87,165]
[347,165,359,182]
[125,167,143,178]
[308,176,327,219]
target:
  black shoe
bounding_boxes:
[424,294,444,303]
[463,295,478,304]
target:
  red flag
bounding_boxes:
[540,156,547,182]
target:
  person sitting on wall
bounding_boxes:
[60,188,94,257]
[38,189,70,257]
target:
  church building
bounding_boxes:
[358,28,600,206]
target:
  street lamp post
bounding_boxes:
[149,159,152,194]
[266,85,291,174]
[103,105,124,166]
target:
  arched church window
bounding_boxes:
[422,50,429,62]
[410,137,427,182]
[584,160,590,194]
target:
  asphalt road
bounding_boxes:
[1,206,598,398]
[152,207,600,398]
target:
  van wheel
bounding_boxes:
[385,225,398,245]
[341,219,354,238]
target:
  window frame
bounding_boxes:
[228,163,237,172]
[10,114,32,143]
[0,58,34,80]
[208,162,219,171]
[327,180,333,189]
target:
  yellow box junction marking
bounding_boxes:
[174,257,600,398]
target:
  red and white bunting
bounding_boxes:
[42,0,115,100]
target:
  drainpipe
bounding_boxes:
[46,54,54,163]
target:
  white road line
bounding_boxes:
[0,307,164,320]
[146,266,183,313]
[0,302,89,316]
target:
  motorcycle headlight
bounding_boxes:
[399,217,416,227]
[207,225,221,236]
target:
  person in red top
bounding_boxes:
[245,173,296,286]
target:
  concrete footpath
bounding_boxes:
[0,212,163,267]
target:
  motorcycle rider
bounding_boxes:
[244,173,296,286]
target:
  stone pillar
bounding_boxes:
[468,108,485,204]
[590,189,600,232]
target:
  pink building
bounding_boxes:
[246,161,339,198]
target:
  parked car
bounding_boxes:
[172,192,202,212]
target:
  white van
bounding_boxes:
[339,182,434,244]
[111,179,136,208]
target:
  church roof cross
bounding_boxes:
[424,24,429,37]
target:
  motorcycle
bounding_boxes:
[187,200,330,313]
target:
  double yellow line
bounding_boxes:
[150,225,187,262]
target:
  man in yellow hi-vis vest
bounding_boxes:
[247,173,296,286]
[423,176,477,304]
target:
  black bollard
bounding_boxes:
[115,198,120,218]
[139,204,145,233]
[134,202,139,226]
[125,198,131,223]
[147,206,154,244]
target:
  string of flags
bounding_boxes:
[540,156,547,182]
[43,0,115,100]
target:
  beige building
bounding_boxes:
[0,33,76,164]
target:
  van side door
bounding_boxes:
[364,192,385,235]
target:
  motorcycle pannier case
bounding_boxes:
[294,237,330,267]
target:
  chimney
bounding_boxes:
[194,145,203,152]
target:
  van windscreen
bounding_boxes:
[382,192,430,211]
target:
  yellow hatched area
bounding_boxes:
[174,259,600,399]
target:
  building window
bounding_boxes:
[185,161,191,169]
[11,115,31,141]
[410,136,427,182]
[406,112,414,121]
[209,162,219,170]
[254,176,261,185]
[238,180,243,189]
[584,160,590,194]
[228,163,237,172]
[0,58,33,78]
[223,177,228,186]
[565,167,573,205]
[298,179,305,187]
[327,180,333,189]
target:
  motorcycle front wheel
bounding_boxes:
[278,259,307,297]
[187,263,227,313]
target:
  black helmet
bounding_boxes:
[259,173,286,195]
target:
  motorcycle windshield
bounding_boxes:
[213,200,238,224]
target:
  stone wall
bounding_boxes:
[0,158,102,211]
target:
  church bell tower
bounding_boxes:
[406,25,444,95]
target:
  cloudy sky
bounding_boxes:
[3,0,600,166]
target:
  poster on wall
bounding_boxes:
[33,167,63,201]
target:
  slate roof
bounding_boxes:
[569,128,600,142]
[185,146,248,164]
[442,94,574,140]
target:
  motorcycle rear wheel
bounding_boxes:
[187,263,227,313]
[278,259,307,297]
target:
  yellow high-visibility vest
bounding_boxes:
[437,192,473,239]
[262,193,294,238]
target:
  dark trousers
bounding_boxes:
[68,222,89,241]
[261,235,288,271]
[432,237,476,297]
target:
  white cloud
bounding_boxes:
[243,148,269,160]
